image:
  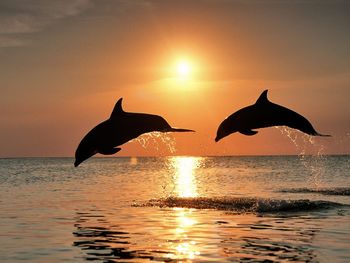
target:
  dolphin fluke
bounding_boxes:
[215,89,331,142]
[164,127,195,132]
[314,132,331,137]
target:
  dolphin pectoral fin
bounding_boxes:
[98,147,121,155]
[239,129,258,136]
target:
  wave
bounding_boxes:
[139,197,346,213]
[279,187,350,196]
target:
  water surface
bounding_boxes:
[1,156,349,262]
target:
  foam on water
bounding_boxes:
[140,197,345,213]
[279,187,350,196]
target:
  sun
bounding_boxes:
[176,60,191,78]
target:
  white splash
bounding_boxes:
[130,132,177,154]
[276,126,326,188]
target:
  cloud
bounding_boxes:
[0,35,31,47]
[0,0,92,47]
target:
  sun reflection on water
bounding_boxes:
[166,207,201,262]
[167,157,202,261]
[172,157,201,198]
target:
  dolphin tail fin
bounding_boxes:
[164,127,195,132]
[316,133,331,137]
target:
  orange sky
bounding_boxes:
[1,0,350,157]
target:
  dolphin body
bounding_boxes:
[215,90,330,142]
[75,98,194,167]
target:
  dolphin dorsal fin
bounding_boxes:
[110,98,124,119]
[255,90,269,104]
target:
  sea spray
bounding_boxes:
[138,196,344,213]
[277,127,326,188]
[130,132,177,154]
[128,132,179,197]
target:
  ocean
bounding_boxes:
[1,155,349,262]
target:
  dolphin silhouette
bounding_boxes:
[74,98,194,167]
[215,90,330,142]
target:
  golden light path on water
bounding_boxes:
[168,157,202,261]
[173,157,200,198]
[130,133,203,261]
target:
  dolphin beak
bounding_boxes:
[165,127,195,132]
[215,134,224,142]
[74,158,86,167]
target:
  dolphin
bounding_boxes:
[215,90,330,142]
[74,98,194,167]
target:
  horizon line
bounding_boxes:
[0,153,349,159]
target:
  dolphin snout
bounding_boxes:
[74,159,82,167]
[215,132,224,142]
[215,135,224,142]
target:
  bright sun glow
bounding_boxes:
[176,61,191,78]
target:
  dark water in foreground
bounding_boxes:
[1,156,350,262]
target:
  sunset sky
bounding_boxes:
[1,0,350,157]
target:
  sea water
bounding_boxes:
[0,155,349,262]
